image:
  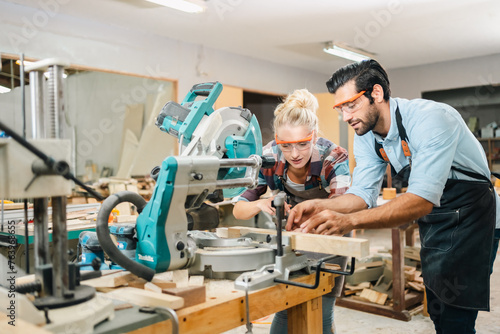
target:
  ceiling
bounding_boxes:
[2,0,500,75]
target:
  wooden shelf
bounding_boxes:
[478,137,500,172]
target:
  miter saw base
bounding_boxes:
[234,252,311,292]
[188,230,311,287]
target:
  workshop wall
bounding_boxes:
[388,53,500,100]
[0,2,327,102]
[0,2,327,178]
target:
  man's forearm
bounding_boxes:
[350,193,434,229]
[317,194,368,213]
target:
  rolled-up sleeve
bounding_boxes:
[238,184,268,202]
[346,134,387,208]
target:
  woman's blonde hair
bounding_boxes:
[273,89,319,135]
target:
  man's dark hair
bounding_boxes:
[326,59,391,103]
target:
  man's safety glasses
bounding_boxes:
[275,133,313,152]
[333,90,366,115]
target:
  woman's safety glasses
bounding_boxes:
[333,90,366,115]
[275,133,313,152]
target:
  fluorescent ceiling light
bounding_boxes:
[323,42,374,62]
[145,0,205,13]
[0,86,11,94]
[16,60,35,66]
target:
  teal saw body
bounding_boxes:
[96,82,266,279]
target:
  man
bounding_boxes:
[286,59,500,334]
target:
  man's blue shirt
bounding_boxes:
[346,97,500,228]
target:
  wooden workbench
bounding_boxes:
[336,194,423,321]
[99,271,337,334]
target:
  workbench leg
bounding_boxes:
[405,223,417,247]
[287,296,323,334]
[392,228,405,312]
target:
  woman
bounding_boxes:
[233,88,351,333]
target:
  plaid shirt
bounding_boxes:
[238,137,350,202]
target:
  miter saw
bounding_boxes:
[95,81,354,294]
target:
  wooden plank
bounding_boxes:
[163,285,206,308]
[123,274,148,289]
[227,226,369,258]
[287,296,322,334]
[359,289,388,305]
[336,297,412,321]
[407,282,425,292]
[105,287,184,310]
[152,281,177,289]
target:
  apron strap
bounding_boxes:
[451,166,496,184]
[374,104,410,176]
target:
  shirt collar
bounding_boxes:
[373,97,399,144]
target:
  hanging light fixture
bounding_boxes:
[144,0,205,14]
[323,42,375,62]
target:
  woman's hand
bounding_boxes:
[255,197,276,216]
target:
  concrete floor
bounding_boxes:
[224,229,500,334]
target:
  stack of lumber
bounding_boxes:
[134,176,156,200]
[6,204,102,233]
[93,177,139,199]
[340,246,425,308]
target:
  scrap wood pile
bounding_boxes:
[73,176,155,202]
[342,246,424,307]
[83,269,206,310]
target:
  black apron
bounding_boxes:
[418,170,496,310]
[283,177,349,297]
[375,106,496,310]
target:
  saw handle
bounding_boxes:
[189,82,218,97]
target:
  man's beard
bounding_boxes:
[349,104,379,136]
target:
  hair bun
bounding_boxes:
[273,89,319,134]
[274,89,318,116]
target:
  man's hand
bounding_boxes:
[300,210,355,235]
[286,199,322,231]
